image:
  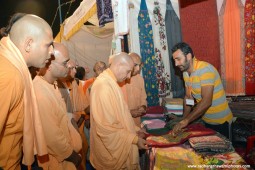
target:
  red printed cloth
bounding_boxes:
[146,106,164,114]
[179,0,221,72]
[146,123,215,147]
[245,0,255,95]
[189,135,225,145]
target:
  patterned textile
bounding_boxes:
[152,0,171,98]
[146,106,164,114]
[245,0,255,95]
[147,123,215,147]
[142,119,166,130]
[138,0,159,106]
[218,0,227,89]
[179,0,221,73]
[155,48,171,98]
[204,152,247,167]
[153,147,203,170]
[189,134,233,155]
[164,98,183,116]
[142,114,165,119]
[153,1,167,50]
[189,135,225,145]
[164,116,183,130]
[96,0,113,27]
[165,0,185,98]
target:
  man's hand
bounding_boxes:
[65,151,82,168]
[84,119,90,129]
[137,128,148,139]
[172,119,189,137]
[130,106,146,118]
[137,137,150,150]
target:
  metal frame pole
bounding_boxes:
[58,0,63,24]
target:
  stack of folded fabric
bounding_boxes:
[141,118,170,135]
[164,98,183,116]
[142,119,166,130]
[189,135,233,155]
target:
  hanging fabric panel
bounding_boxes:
[223,0,245,95]
[138,0,159,106]
[96,0,114,27]
[179,0,221,72]
[219,0,227,90]
[153,0,171,98]
[165,0,185,98]
[245,0,255,95]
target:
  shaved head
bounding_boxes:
[129,52,141,63]
[93,61,107,77]
[110,52,134,82]
[129,52,142,76]
[10,14,52,47]
[110,52,133,66]
[9,14,54,68]
[40,43,70,82]
[53,43,69,62]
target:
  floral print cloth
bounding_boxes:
[138,0,159,106]
[96,0,113,27]
[245,0,255,95]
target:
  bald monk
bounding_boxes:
[83,61,107,98]
[58,59,89,170]
[125,52,147,127]
[90,52,149,169]
[33,43,82,169]
[0,13,53,169]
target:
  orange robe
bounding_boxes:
[58,79,89,169]
[125,74,147,127]
[33,76,82,170]
[0,47,24,170]
[70,79,89,170]
[0,37,47,169]
[83,77,95,94]
[90,68,139,169]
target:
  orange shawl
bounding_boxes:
[0,36,48,165]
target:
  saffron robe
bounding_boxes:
[33,76,82,170]
[90,68,139,169]
[125,74,147,127]
[0,37,47,169]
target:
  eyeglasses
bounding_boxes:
[134,63,143,67]
[52,61,69,68]
[68,66,78,70]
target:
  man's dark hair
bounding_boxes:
[75,66,86,80]
[171,42,194,58]
[0,13,26,38]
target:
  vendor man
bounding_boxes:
[171,42,233,139]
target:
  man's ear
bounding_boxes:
[187,53,192,60]
[24,38,33,53]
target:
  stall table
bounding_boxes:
[141,111,251,170]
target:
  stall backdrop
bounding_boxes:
[55,0,255,106]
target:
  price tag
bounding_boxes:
[186,99,194,106]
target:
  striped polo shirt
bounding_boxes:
[183,57,233,124]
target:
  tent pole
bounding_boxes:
[58,0,63,24]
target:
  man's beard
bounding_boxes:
[178,57,190,72]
